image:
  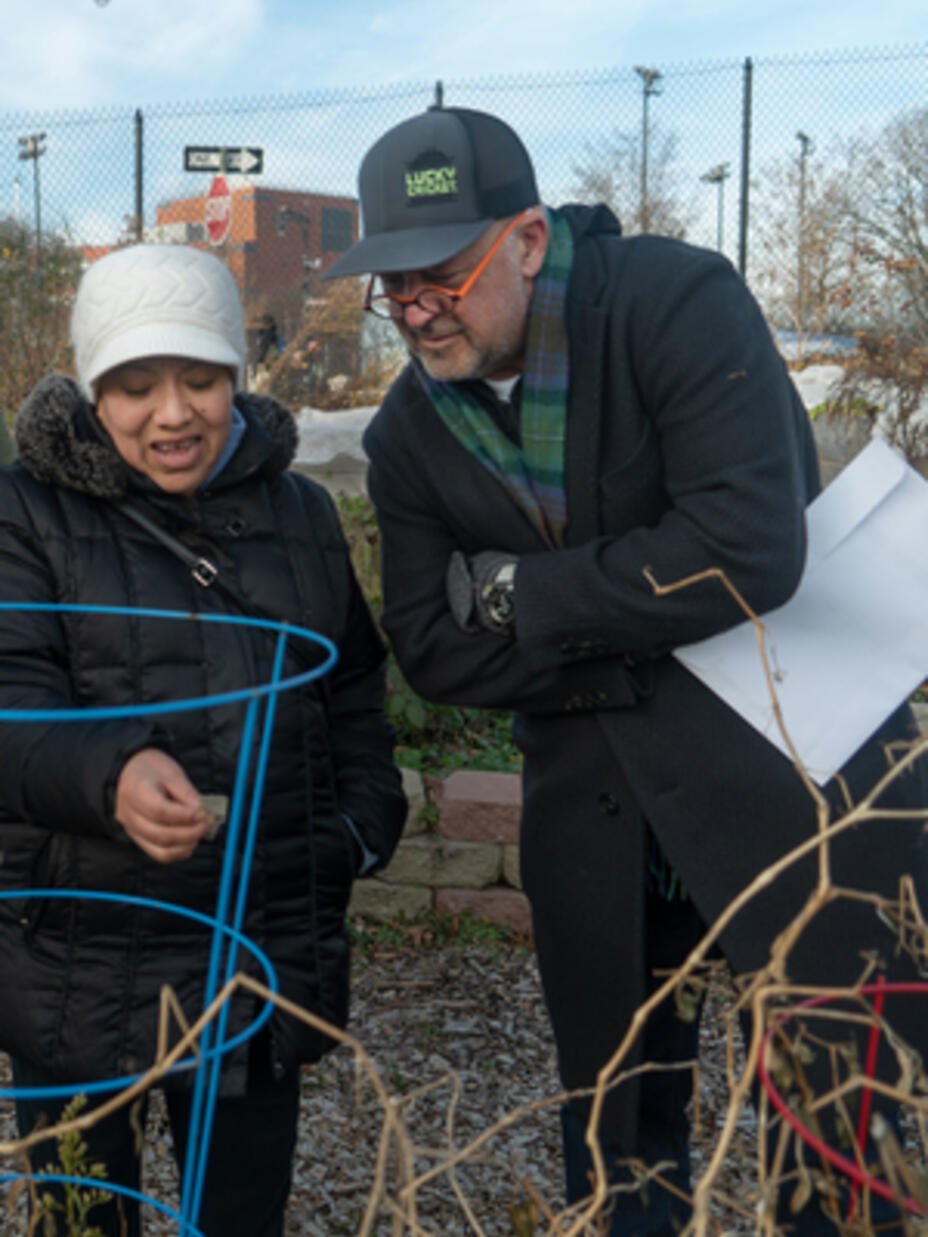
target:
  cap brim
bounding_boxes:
[324,219,492,280]
[86,323,242,395]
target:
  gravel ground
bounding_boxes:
[0,937,760,1235]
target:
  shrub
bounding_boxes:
[0,217,83,418]
[335,493,519,777]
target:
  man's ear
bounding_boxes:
[518,208,549,278]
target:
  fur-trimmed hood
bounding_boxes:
[14,373,299,500]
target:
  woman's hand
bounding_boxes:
[114,748,213,863]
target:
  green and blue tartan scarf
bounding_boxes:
[415,210,574,548]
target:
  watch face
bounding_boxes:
[483,578,515,627]
[489,587,514,624]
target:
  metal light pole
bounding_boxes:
[700,162,731,252]
[796,131,814,352]
[17,132,46,268]
[634,66,662,233]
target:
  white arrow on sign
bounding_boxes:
[183,147,263,174]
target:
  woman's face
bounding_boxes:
[95,356,234,497]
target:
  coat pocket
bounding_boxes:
[0,823,59,940]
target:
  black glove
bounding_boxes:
[446,550,518,635]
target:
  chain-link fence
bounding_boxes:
[0,43,925,412]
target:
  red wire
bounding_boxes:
[756,980,925,1218]
[847,974,886,1220]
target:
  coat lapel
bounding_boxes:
[563,300,608,548]
[418,405,552,554]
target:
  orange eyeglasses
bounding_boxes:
[363,210,530,321]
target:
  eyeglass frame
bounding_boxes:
[363,209,531,321]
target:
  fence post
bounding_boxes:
[738,56,753,279]
[134,108,144,241]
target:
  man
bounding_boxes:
[327,105,928,1233]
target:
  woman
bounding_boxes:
[0,243,406,1235]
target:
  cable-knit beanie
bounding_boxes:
[70,244,246,400]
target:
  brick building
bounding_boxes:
[150,184,360,379]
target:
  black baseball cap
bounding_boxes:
[324,105,539,279]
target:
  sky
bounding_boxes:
[1,0,924,254]
[1,0,926,115]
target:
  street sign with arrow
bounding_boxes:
[183,146,263,174]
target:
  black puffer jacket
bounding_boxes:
[0,375,406,1088]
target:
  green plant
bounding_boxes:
[806,396,876,421]
[33,1094,113,1237]
[335,494,521,779]
[437,909,517,947]
[335,492,383,611]
[349,909,522,959]
[418,798,439,827]
[386,1066,412,1095]
[348,915,413,958]
[383,658,520,775]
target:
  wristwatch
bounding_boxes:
[480,561,517,630]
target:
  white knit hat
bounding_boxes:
[70,244,246,400]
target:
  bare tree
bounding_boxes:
[749,145,857,351]
[262,277,403,411]
[571,125,696,239]
[828,107,928,464]
[843,105,928,335]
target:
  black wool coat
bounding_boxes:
[364,203,928,1143]
[0,377,406,1089]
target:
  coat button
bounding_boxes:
[598,793,621,816]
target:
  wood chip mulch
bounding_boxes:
[1,937,761,1235]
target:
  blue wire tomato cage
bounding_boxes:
[0,603,338,1234]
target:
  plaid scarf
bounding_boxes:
[416,210,573,548]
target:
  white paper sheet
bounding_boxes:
[674,438,928,783]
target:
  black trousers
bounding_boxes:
[12,1038,300,1237]
[558,888,911,1235]
[559,887,706,1235]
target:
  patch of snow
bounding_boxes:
[790,364,845,411]
[294,406,378,465]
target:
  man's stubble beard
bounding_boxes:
[413,335,524,383]
[400,309,528,384]
[400,255,533,383]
